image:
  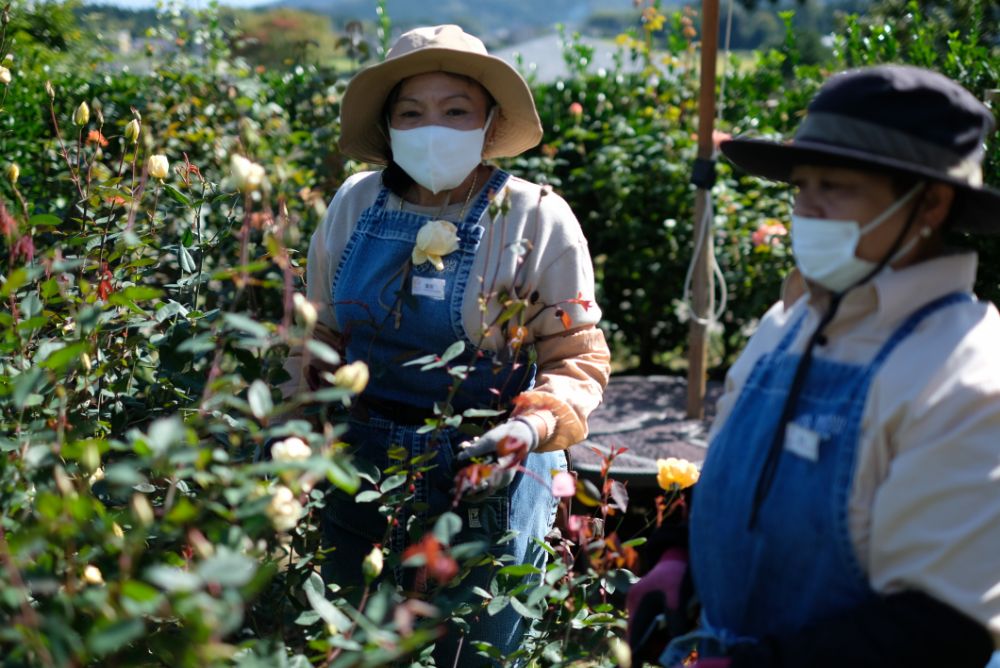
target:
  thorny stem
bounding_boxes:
[47,96,84,201]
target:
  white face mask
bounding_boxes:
[790,182,925,293]
[388,109,494,194]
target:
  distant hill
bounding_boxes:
[271,0,664,37]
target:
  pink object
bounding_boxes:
[551,470,576,498]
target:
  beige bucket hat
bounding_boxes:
[338,24,543,165]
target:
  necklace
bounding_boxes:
[399,167,480,222]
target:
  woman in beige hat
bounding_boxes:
[282,24,610,664]
[627,65,1000,668]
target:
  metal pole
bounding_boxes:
[686,0,720,419]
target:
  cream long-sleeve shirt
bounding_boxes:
[711,251,1000,646]
[286,169,611,452]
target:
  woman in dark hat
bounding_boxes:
[627,65,1000,668]
[281,24,610,665]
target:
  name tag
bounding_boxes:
[412,276,446,300]
[784,422,821,462]
[468,507,481,528]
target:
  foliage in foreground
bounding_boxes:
[0,0,997,665]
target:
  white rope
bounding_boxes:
[679,0,735,330]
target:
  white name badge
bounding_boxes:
[412,276,447,300]
[784,422,821,462]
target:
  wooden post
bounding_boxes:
[686,0,720,419]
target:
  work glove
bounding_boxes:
[454,417,538,500]
[627,547,691,665]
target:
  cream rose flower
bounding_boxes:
[270,436,312,462]
[656,457,700,491]
[412,219,459,271]
[333,360,369,394]
[266,485,302,532]
[230,154,266,192]
[148,154,169,180]
[0,66,11,86]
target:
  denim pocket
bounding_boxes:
[453,494,510,555]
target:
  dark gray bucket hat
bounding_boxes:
[720,65,1000,233]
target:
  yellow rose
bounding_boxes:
[656,457,700,491]
[412,219,459,271]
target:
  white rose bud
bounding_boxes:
[44,80,54,98]
[362,546,384,583]
[72,101,90,126]
[124,119,140,144]
[5,163,18,184]
[83,565,104,586]
[270,436,311,462]
[148,154,169,180]
[333,361,369,394]
[266,485,303,533]
[230,154,266,192]
[3,53,11,62]
[0,66,11,86]
[292,293,317,329]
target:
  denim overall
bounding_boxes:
[322,168,565,663]
[663,292,972,665]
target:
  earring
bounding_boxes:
[921,226,932,237]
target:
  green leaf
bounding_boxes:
[162,183,192,207]
[12,367,44,409]
[510,596,543,620]
[146,416,186,455]
[354,490,381,503]
[121,286,163,302]
[28,213,62,227]
[145,565,201,592]
[486,595,510,616]
[306,339,340,366]
[439,340,466,364]
[87,619,145,656]
[497,564,541,578]
[41,342,88,372]
[433,512,462,545]
[177,333,217,355]
[303,572,352,632]
[380,473,407,493]
[248,380,273,419]
[179,244,196,273]
[197,551,257,587]
[223,312,270,339]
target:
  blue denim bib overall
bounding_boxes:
[322,169,565,663]
[668,292,971,663]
